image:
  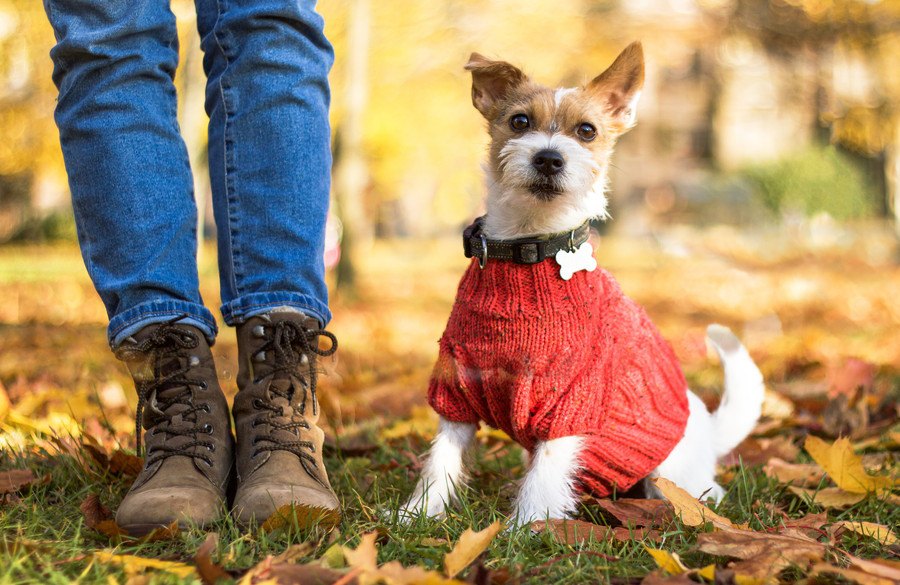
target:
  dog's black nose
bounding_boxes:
[532,150,565,176]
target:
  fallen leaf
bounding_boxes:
[847,555,900,582]
[697,528,825,581]
[810,563,893,585]
[259,503,341,533]
[595,498,674,528]
[444,521,503,578]
[0,468,35,495]
[833,521,898,545]
[612,526,662,543]
[344,532,378,572]
[93,550,196,578]
[652,477,736,530]
[788,486,866,508]
[272,543,315,564]
[0,381,10,423]
[531,519,614,545]
[109,450,144,477]
[378,560,461,584]
[381,406,438,441]
[778,511,828,539]
[239,555,353,585]
[79,493,126,539]
[728,436,800,467]
[195,533,230,585]
[804,436,896,494]
[763,458,825,487]
[644,547,688,575]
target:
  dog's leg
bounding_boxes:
[511,436,583,525]
[399,417,476,520]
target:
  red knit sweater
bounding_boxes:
[428,255,690,497]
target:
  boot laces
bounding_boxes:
[251,319,337,470]
[115,317,214,466]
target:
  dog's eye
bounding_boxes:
[509,114,530,131]
[576,123,597,142]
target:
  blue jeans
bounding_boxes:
[43,0,334,346]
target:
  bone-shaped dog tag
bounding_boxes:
[556,241,597,280]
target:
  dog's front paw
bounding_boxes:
[397,493,449,524]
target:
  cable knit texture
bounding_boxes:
[428,255,690,497]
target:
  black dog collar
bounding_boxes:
[463,216,591,268]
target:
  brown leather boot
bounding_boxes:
[113,319,234,536]
[232,310,340,528]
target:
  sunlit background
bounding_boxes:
[0,0,898,446]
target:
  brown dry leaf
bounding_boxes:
[109,450,144,477]
[93,550,196,578]
[272,543,316,564]
[728,435,800,467]
[79,493,127,539]
[259,503,341,533]
[810,563,894,585]
[652,477,736,530]
[531,519,614,545]
[832,521,898,545]
[612,526,662,543]
[778,511,828,539]
[804,436,897,494]
[847,555,900,582]
[444,521,503,578]
[195,533,231,585]
[763,458,825,487]
[595,498,673,528]
[239,555,353,585]
[697,528,825,581]
[0,468,35,495]
[788,486,866,509]
[644,547,688,575]
[344,531,378,572]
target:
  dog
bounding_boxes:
[400,43,765,525]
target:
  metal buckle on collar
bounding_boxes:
[567,228,577,252]
[478,234,488,269]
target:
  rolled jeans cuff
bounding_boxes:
[108,299,219,348]
[221,292,332,328]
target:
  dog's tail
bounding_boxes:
[706,324,765,458]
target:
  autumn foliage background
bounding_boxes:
[0,0,898,584]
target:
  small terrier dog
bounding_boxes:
[401,43,765,525]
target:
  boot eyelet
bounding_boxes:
[202,424,213,434]
[252,398,263,409]
[207,444,216,452]
[202,404,211,413]
[198,381,208,390]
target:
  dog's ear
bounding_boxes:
[586,42,644,132]
[465,53,527,118]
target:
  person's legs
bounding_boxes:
[194,0,334,328]
[43,0,216,346]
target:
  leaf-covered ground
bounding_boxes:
[0,222,898,584]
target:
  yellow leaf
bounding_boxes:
[834,521,899,545]
[0,382,10,424]
[696,564,716,581]
[652,477,736,530]
[804,436,896,494]
[444,521,503,578]
[381,406,438,440]
[644,546,688,575]
[259,503,340,533]
[92,551,195,578]
[788,486,866,508]
[344,531,379,571]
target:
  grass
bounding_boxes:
[1,429,897,584]
[1,226,899,583]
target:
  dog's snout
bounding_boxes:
[531,150,565,176]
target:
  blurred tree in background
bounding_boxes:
[1,0,899,261]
